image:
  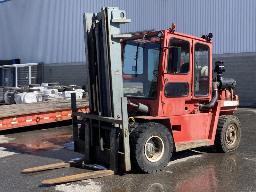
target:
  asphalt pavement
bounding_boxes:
[0,108,255,192]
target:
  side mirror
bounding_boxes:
[167,47,181,73]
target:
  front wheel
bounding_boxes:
[130,122,173,173]
[214,115,241,153]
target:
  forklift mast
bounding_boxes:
[72,7,132,172]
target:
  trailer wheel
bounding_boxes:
[214,115,241,153]
[130,122,173,173]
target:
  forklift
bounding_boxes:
[22,7,241,184]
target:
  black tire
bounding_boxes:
[130,122,174,173]
[214,115,241,153]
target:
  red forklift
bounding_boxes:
[72,6,241,173]
[23,7,241,184]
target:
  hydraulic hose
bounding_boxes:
[199,82,219,111]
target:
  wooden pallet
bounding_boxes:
[22,161,114,185]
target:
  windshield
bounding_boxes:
[123,40,161,98]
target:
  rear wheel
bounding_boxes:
[130,122,173,173]
[214,115,241,152]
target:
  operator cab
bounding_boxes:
[122,29,212,117]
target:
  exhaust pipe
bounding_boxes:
[199,82,218,111]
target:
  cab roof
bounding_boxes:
[122,29,212,45]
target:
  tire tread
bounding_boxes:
[130,122,173,173]
[215,115,241,153]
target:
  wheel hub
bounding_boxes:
[144,136,164,162]
[225,124,237,146]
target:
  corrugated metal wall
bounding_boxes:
[173,0,256,54]
[0,0,174,63]
[0,0,256,64]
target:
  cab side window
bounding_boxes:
[167,38,190,74]
[194,43,210,96]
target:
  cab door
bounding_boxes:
[191,39,213,140]
[161,35,192,116]
[192,40,212,100]
[162,34,212,143]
